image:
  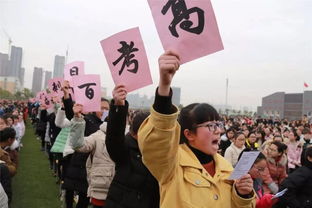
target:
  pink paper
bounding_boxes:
[48,77,64,98]
[72,74,101,112]
[64,61,85,81]
[39,91,53,109]
[100,27,153,92]
[36,91,45,102]
[148,0,223,64]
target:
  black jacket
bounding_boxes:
[0,164,12,203]
[40,110,61,145]
[105,101,159,208]
[62,96,103,193]
[274,160,312,208]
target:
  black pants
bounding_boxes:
[65,189,89,208]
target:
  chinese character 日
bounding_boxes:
[161,0,205,38]
[70,67,79,76]
[78,83,96,100]
[112,41,139,76]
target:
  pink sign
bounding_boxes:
[72,74,101,112]
[147,0,223,64]
[36,91,45,102]
[64,61,85,81]
[100,27,153,92]
[39,91,53,109]
[48,77,64,98]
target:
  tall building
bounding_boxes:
[19,67,25,86]
[9,46,23,77]
[172,87,181,106]
[53,55,65,78]
[32,67,43,94]
[44,71,52,89]
[257,91,312,120]
[0,53,9,76]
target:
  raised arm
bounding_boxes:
[61,80,74,120]
[55,107,71,128]
[105,85,129,164]
[138,50,181,184]
[69,104,96,153]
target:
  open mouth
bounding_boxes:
[212,139,219,145]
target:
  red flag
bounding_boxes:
[304,82,309,88]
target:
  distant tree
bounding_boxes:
[22,88,34,99]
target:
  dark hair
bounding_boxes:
[226,127,235,138]
[302,128,311,135]
[101,98,109,103]
[130,111,150,135]
[178,103,220,144]
[0,116,7,125]
[238,148,266,164]
[0,127,16,142]
[306,146,312,158]
[271,141,287,153]
[248,131,256,138]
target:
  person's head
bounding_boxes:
[95,98,110,120]
[288,129,298,142]
[226,128,235,140]
[268,141,287,158]
[283,128,290,138]
[256,130,265,141]
[243,129,249,138]
[237,149,267,179]
[264,127,271,136]
[302,128,311,140]
[247,131,257,144]
[3,114,13,127]
[178,103,221,155]
[305,146,312,163]
[0,116,8,131]
[130,111,150,139]
[273,135,283,143]
[18,114,23,122]
[233,132,246,148]
[0,127,16,147]
[12,115,19,125]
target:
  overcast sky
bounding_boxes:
[0,0,311,110]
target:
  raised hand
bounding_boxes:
[235,174,254,196]
[158,50,180,96]
[112,85,127,106]
[73,103,83,118]
[62,80,71,99]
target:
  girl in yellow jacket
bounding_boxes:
[138,51,256,208]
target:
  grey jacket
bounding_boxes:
[69,117,115,200]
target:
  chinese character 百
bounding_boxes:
[161,0,205,38]
[112,41,139,75]
[78,83,96,100]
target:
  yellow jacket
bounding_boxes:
[138,107,255,208]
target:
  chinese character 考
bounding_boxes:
[112,41,139,75]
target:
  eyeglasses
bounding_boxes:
[195,122,224,132]
[254,166,265,172]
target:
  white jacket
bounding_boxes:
[69,117,115,200]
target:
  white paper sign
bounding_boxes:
[228,151,260,180]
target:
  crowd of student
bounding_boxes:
[0,52,312,208]
[0,100,28,208]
